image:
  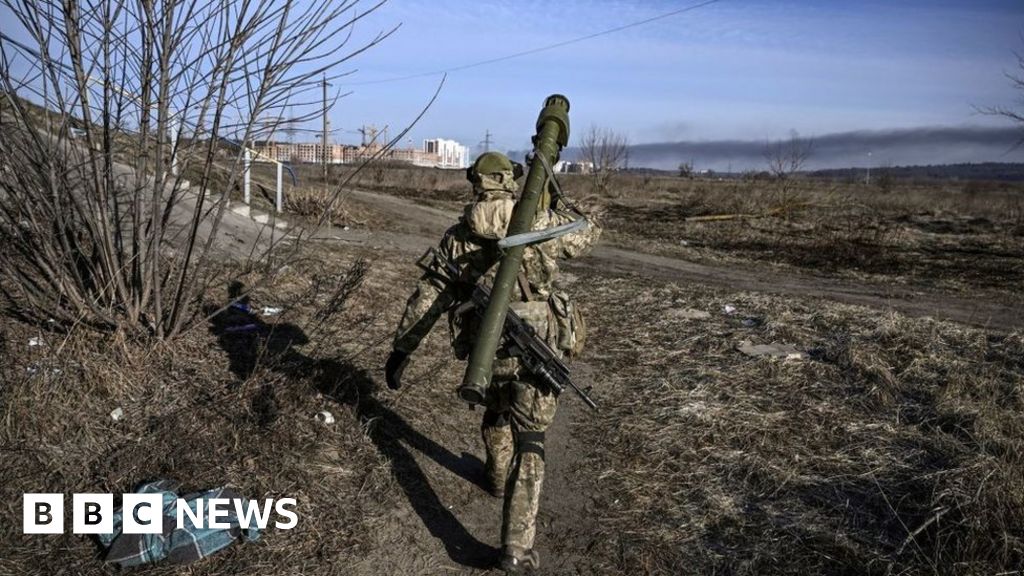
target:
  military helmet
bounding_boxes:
[466,152,524,183]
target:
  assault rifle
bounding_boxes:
[417,247,598,411]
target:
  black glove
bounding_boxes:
[384,350,410,390]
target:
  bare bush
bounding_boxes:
[678,161,694,179]
[580,125,629,193]
[761,130,814,213]
[285,187,358,226]
[0,0,392,338]
[763,130,814,179]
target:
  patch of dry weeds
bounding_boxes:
[574,271,1024,575]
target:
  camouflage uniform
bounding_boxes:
[392,168,600,558]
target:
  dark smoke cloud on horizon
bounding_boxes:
[557,126,1023,172]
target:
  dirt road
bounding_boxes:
[335,188,1024,332]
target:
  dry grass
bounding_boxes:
[598,177,1024,293]
[284,187,361,227]
[3,160,1022,575]
[0,248,407,575]
[572,270,1024,575]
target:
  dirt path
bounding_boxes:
[335,189,1024,332]
[338,357,598,575]
[577,246,1024,332]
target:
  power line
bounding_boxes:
[342,0,721,86]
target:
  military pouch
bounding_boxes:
[548,291,587,358]
[509,300,552,341]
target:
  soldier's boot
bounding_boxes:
[499,546,540,574]
[481,410,513,498]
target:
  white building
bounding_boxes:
[554,160,594,174]
[423,138,469,169]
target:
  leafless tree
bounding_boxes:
[763,130,814,180]
[760,130,814,215]
[977,47,1024,148]
[579,125,629,193]
[0,0,395,338]
[678,161,694,179]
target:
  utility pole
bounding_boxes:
[480,129,493,153]
[322,74,331,185]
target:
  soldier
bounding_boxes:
[384,151,600,573]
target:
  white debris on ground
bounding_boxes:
[736,340,807,361]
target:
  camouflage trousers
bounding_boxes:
[481,377,558,554]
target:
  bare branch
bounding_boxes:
[0,0,393,337]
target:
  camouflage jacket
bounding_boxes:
[393,188,601,368]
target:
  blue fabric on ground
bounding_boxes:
[97,480,260,567]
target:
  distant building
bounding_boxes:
[423,138,469,169]
[250,137,469,169]
[554,160,594,174]
[251,141,346,164]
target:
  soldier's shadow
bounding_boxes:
[315,363,498,568]
[207,284,497,569]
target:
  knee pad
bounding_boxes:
[516,430,545,460]
[482,409,510,428]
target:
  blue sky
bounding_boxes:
[325,0,1024,165]
[2,0,1021,168]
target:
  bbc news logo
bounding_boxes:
[23,494,298,534]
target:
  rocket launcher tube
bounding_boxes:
[458,94,571,405]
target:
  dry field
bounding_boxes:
[600,177,1024,296]
[1,164,1023,575]
[301,164,1024,295]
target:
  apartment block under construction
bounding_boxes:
[251,137,468,169]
